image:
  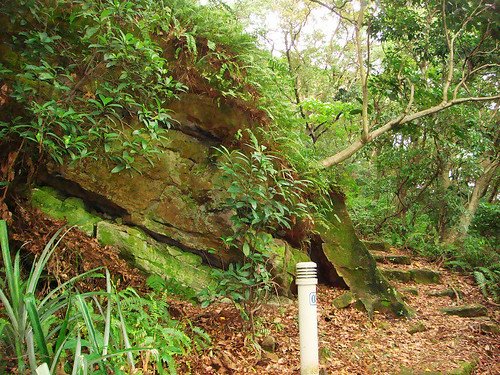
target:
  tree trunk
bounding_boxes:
[443,160,498,244]
[313,191,412,317]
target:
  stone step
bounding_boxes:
[440,304,488,317]
[426,288,463,299]
[381,268,441,284]
[372,252,412,265]
[362,240,391,252]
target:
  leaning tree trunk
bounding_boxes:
[443,160,498,245]
[313,191,411,317]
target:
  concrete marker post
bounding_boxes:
[296,261,319,375]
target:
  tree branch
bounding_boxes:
[320,94,500,167]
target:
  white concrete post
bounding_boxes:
[296,261,319,375]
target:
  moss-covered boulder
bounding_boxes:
[381,268,441,284]
[362,240,391,252]
[372,253,411,265]
[314,191,411,317]
[332,291,356,309]
[96,221,215,297]
[264,238,311,295]
[409,269,441,284]
[381,269,413,283]
[426,288,462,298]
[31,186,101,236]
[440,305,488,317]
[41,129,237,266]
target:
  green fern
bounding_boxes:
[473,267,500,302]
[146,275,167,292]
[473,270,488,298]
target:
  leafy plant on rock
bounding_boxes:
[199,130,311,332]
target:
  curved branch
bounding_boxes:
[320,94,500,167]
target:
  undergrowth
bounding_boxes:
[0,220,210,374]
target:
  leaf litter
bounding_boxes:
[5,205,499,374]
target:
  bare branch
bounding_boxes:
[442,0,454,102]
[320,94,500,167]
[355,1,369,142]
[308,0,354,24]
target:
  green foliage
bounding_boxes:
[1,0,186,171]
[0,220,131,373]
[146,274,168,293]
[471,202,500,243]
[473,266,499,302]
[117,287,210,374]
[199,131,311,329]
[0,220,208,373]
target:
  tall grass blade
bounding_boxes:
[116,295,135,370]
[40,268,104,308]
[25,293,50,364]
[26,227,66,294]
[102,269,111,357]
[71,333,82,375]
[75,295,100,354]
[0,288,18,329]
[0,220,20,311]
[50,302,73,372]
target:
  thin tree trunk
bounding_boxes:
[443,160,499,244]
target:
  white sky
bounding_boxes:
[199,0,343,55]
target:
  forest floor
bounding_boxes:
[175,251,500,375]
[8,205,500,375]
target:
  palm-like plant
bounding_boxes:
[0,220,137,374]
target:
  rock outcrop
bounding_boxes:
[31,92,410,315]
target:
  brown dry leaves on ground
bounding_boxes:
[9,201,146,291]
[6,205,499,374]
[177,253,499,374]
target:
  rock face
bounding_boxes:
[381,268,441,284]
[35,93,410,315]
[313,192,410,316]
[43,128,234,266]
[35,94,315,297]
[440,305,488,317]
[31,186,216,298]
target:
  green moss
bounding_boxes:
[0,43,21,70]
[265,238,311,294]
[381,269,413,283]
[409,269,441,284]
[96,221,216,298]
[31,186,101,236]
[332,291,355,309]
[317,194,411,317]
[449,361,476,375]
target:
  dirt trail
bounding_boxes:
[178,249,499,374]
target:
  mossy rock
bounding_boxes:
[372,253,411,265]
[31,186,101,236]
[332,291,355,309]
[449,361,476,375]
[264,237,311,294]
[400,287,419,296]
[440,305,487,317]
[407,321,428,334]
[381,269,413,283]
[409,269,441,284]
[316,193,411,317]
[426,288,462,299]
[398,361,475,375]
[362,240,391,252]
[96,221,216,298]
[381,268,441,284]
[479,321,500,334]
